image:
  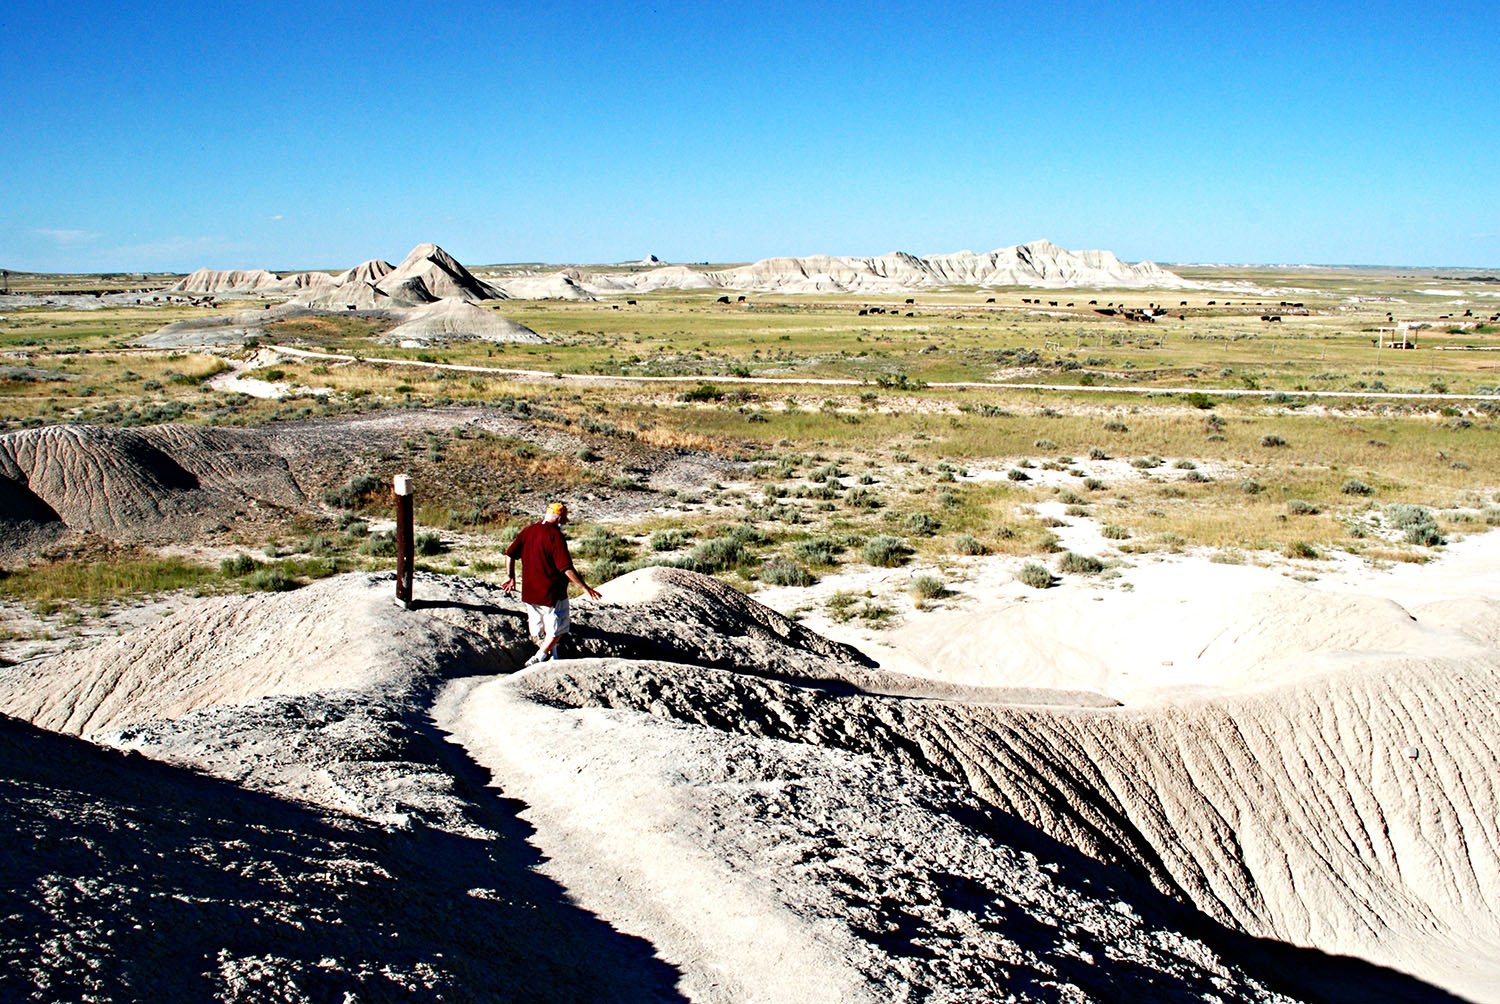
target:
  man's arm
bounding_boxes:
[501,555,518,593]
[565,567,601,600]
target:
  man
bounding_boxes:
[501,502,601,666]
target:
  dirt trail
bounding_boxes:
[267,343,1500,402]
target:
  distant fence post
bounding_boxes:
[394,474,414,607]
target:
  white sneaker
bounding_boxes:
[524,650,548,667]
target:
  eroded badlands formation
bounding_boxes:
[163,239,1192,302]
[3,555,1497,1002]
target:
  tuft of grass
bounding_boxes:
[322,474,383,510]
[760,555,816,586]
[1261,434,1288,448]
[649,528,689,551]
[1341,478,1374,496]
[245,564,300,592]
[680,536,748,574]
[220,554,258,576]
[360,531,397,556]
[909,575,946,602]
[1101,524,1129,540]
[791,537,843,565]
[1386,503,1444,546]
[1058,551,1105,574]
[862,535,912,567]
[904,512,941,536]
[826,591,858,622]
[1017,562,1053,589]
[952,533,987,555]
[1284,540,1320,560]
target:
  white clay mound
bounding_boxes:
[380,297,542,345]
[1,553,1496,1001]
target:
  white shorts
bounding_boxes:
[524,598,571,642]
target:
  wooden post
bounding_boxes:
[394,474,414,607]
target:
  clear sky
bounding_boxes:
[3,0,1496,272]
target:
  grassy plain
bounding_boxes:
[1,262,1497,611]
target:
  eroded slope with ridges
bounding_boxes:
[522,646,1500,1000]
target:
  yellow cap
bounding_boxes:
[546,502,568,518]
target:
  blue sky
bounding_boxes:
[3,0,1496,271]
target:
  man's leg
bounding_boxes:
[523,603,554,666]
[535,599,570,661]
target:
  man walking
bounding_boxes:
[501,502,601,666]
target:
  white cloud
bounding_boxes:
[34,227,100,245]
[270,214,285,221]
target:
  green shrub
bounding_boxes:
[1102,525,1129,540]
[904,512,941,536]
[862,535,911,567]
[845,487,879,509]
[909,575,946,600]
[1240,479,1264,495]
[1173,459,1197,470]
[322,474,382,509]
[791,537,842,565]
[826,591,858,622]
[1083,478,1105,491]
[415,532,445,556]
[1006,469,1030,481]
[1284,541,1320,560]
[680,537,746,573]
[1341,479,1374,496]
[649,528,688,551]
[1385,503,1444,545]
[952,533,987,555]
[220,554,258,576]
[1260,434,1288,448]
[679,383,723,402]
[761,556,816,586]
[1088,447,1109,459]
[1017,563,1053,589]
[1058,552,1105,574]
[360,531,397,556]
[574,527,632,561]
[246,565,299,592]
[1287,499,1319,515]
[1131,455,1162,469]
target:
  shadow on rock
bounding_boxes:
[0,714,685,1003]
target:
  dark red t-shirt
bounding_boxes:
[505,521,574,606]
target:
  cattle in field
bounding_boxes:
[716,295,730,304]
